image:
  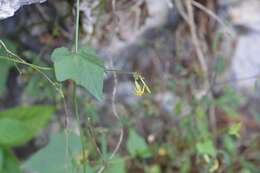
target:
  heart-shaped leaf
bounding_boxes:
[51,47,104,100]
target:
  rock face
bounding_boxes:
[225,0,260,97]
[230,32,260,96]
[0,0,46,20]
[228,0,260,32]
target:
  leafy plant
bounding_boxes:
[104,156,126,173]
[1,1,258,173]
[0,148,20,173]
[127,129,151,158]
[23,132,82,173]
[0,105,54,173]
[196,139,216,157]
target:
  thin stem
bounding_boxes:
[73,1,87,173]
[0,56,56,88]
[73,83,87,172]
[191,0,232,37]
[0,56,53,71]
[97,57,124,173]
[75,0,80,52]
[0,40,56,88]
[0,40,53,71]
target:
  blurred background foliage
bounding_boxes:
[0,0,259,173]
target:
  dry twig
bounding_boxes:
[97,1,124,172]
[175,0,217,132]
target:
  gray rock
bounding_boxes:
[228,0,260,32]
[230,32,260,96]
[155,91,176,113]
[228,0,260,96]
[0,0,46,20]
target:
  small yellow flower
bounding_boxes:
[135,80,145,96]
[133,73,151,96]
[139,76,151,94]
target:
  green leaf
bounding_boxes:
[23,132,82,173]
[0,119,31,147]
[223,135,236,154]
[51,47,105,100]
[195,106,205,118]
[228,123,241,138]
[126,129,151,158]
[0,148,3,171]
[0,105,54,146]
[214,88,240,117]
[105,156,126,173]
[240,169,251,173]
[1,148,21,173]
[196,139,216,157]
[145,165,161,173]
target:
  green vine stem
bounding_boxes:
[0,40,56,88]
[0,55,52,71]
[73,0,87,173]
